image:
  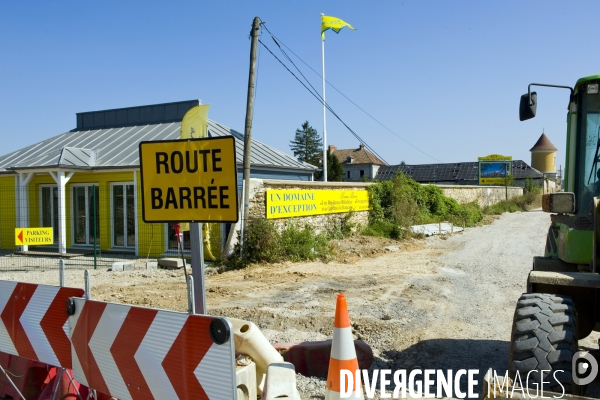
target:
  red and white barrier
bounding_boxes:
[69,298,237,400]
[0,281,84,369]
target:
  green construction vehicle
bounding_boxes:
[509,75,600,395]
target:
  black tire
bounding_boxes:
[508,293,581,395]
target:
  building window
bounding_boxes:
[40,185,59,242]
[111,183,135,248]
[71,185,100,245]
[347,171,351,179]
[167,222,190,251]
[360,170,365,178]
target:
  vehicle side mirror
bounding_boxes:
[542,192,575,214]
[519,92,537,121]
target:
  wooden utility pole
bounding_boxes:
[242,17,261,236]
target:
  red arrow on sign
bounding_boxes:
[1,283,38,360]
[71,300,110,395]
[162,317,213,399]
[40,287,84,368]
[111,307,157,400]
[17,230,23,244]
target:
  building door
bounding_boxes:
[40,185,59,242]
[112,183,135,248]
[72,185,99,245]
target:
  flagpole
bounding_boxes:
[321,15,328,182]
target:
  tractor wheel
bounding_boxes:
[508,293,581,395]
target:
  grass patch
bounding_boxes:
[483,192,541,214]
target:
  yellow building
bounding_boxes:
[0,100,317,268]
[530,133,557,179]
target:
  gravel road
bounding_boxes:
[3,210,598,399]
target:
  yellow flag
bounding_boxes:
[180,104,210,139]
[321,15,355,40]
[179,104,210,232]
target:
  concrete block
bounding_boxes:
[133,261,158,270]
[273,339,373,378]
[111,262,134,272]
[261,362,300,400]
[157,258,184,269]
[145,261,158,270]
[236,361,257,400]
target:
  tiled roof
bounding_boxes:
[376,160,544,182]
[331,145,386,166]
[530,133,558,152]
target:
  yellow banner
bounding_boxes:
[266,189,369,219]
[15,228,53,245]
[180,104,210,140]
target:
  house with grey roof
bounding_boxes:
[0,100,317,259]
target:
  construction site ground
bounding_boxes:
[4,209,600,399]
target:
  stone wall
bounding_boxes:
[437,185,523,207]
[224,179,525,255]
[225,179,371,254]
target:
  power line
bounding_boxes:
[257,36,388,164]
[262,24,443,163]
[261,26,385,162]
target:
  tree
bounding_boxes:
[289,121,322,166]
[315,150,344,181]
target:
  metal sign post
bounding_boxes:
[139,136,239,317]
[189,222,206,314]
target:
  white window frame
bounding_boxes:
[110,182,135,249]
[39,184,58,242]
[70,183,99,246]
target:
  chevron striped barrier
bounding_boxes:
[0,281,84,369]
[68,298,237,400]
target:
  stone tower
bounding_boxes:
[530,132,557,179]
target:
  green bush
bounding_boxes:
[365,173,484,239]
[524,177,542,194]
[225,219,334,269]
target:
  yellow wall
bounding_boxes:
[0,170,223,259]
[135,170,166,258]
[1,170,168,255]
[531,151,556,173]
[0,176,16,249]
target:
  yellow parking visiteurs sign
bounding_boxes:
[15,228,54,245]
[139,137,238,223]
[266,189,370,219]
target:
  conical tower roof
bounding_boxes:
[530,133,557,152]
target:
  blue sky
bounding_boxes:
[1,1,598,171]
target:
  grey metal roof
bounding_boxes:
[0,118,317,173]
[376,160,544,182]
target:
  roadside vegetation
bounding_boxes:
[224,214,354,269]
[365,173,483,239]
[483,177,542,215]
[223,174,543,268]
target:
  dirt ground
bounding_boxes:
[3,210,600,399]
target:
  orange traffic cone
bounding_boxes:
[325,294,364,400]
